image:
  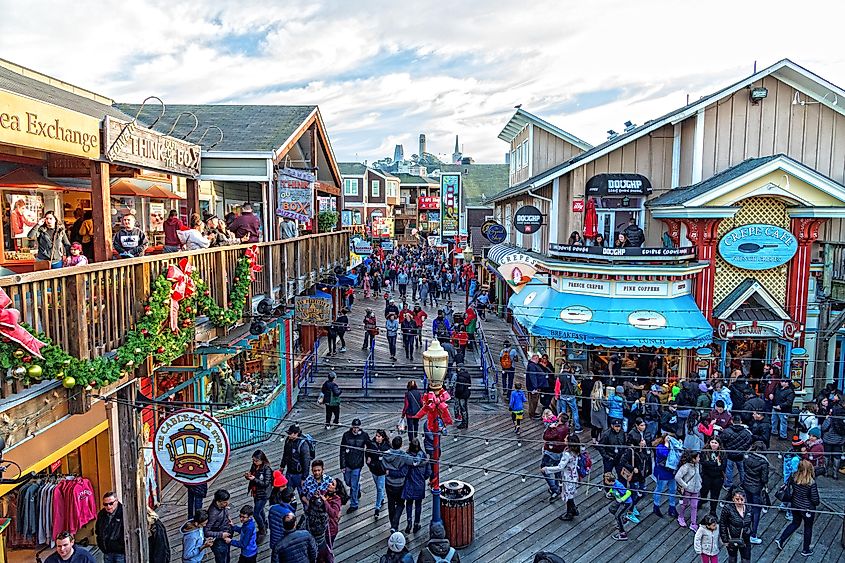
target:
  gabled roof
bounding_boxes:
[394,173,439,187]
[713,278,791,321]
[492,59,845,203]
[338,162,367,177]
[441,163,508,206]
[498,108,592,150]
[116,104,317,153]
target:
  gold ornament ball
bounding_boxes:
[55,370,64,380]
[12,349,24,359]
[12,366,26,378]
[26,365,43,379]
[61,376,76,389]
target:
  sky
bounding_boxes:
[4,1,845,164]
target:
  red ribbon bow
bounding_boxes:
[416,389,453,431]
[166,258,195,331]
[245,245,263,281]
[0,289,46,358]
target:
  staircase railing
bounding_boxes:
[362,337,375,397]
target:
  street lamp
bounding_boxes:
[421,339,451,530]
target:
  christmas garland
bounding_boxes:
[0,250,256,390]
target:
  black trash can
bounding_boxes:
[441,480,475,548]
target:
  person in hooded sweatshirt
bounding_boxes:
[113,213,148,258]
[382,436,425,533]
[416,522,461,563]
[163,209,186,252]
[181,509,213,563]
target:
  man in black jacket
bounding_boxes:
[743,442,769,544]
[280,425,312,495]
[95,492,125,563]
[748,411,771,447]
[340,418,370,513]
[274,512,317,563]
[771,379,796,440]
[454,367,472,429]
[622,217,644,247]
[719,421,753,488]
[599,420,628,488]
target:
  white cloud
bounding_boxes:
[1,0,845,162]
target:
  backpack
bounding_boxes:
[429,547,456,563]
[577,451,592,480]
[300,434,316,461]
[500,350,513,370]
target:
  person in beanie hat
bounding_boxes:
[417,522,460,563]
[378,531,414,563]
[321,371,342,429]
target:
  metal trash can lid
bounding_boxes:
[442,480,474,501]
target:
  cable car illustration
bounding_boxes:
[164,423,215,478]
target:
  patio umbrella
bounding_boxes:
[146,185,184,200]
[110,178,150,197]
[583,197,598,239]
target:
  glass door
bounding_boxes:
[597,211,615,243]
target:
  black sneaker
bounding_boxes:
[801,549,814,557]
[404,523,412,534]
[612,532,628,541]
[347,506,358,514]
[374,509,380,519]
[548,492,559,503]
[413,524,421,533]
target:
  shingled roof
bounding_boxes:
[338,162,367,176]
[115,103,317,152]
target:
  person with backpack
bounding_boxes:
[416,521,460,562]
[500,341,518,401]
[383,436,425,533]
[280,425,314,496]
[320,372,342,429]
[244,450,273,544]
[378,532,415,563]
[402,381,424,441]
[453,367,471,429]
[798,402,819,442]
[333,309,349,353]
[542,435,582,521]
[340,418,370,514]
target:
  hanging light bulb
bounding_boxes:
[521,476,526,483]
[517,441,522,447]
[448,464,453,472]
[454,435,458,442]
[485,439,490,446]
[484,469,489,476]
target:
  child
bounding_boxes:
[541,408,557,428]
[63,242,88,267]
[781,437,803,521]
[605,469,632,541]
[181,509,213,563]
[693,513,720,563]
[509,382,527,434]
[675,451,702,530]
[225,505,257,563]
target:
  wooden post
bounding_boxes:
[117,379,149,561]
[186,178,200,217]
[66,272,92,414]
[310,124,319,234]
[91,162,112,263]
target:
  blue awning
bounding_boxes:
[338,273,358,286]
[508,282,712,349]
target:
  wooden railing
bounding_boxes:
[0,231,349,399]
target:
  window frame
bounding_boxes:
[343,178,359,196]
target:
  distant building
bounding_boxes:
[393,144,404,163]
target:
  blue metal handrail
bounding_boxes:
[362,337,375,396]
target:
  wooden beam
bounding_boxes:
[91,161,112,263]
[186,178,200,217]
[117,380,149,561]
[310,124,319,234]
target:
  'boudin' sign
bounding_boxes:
[104,116,201,178]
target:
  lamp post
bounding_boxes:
[462,246,474,308]
[421,339,451,530]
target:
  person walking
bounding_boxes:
[719,487,752,563]
[363,309,378,352]
[181,510,214,563]
[509,382,527,433]
[590,380,608,443]
[95,492,125,563]
[720,419,752,489]
[401,438,431,534]
[333,309,349,353]
[402,381,423,442]
[386,313,399,361]
[694,514,721,563]
[340,418,370,514]
[365,430,390,520]
[776,459,821,556]
[605,469,634,541]
[413,305,427,347]
[526,354,545,419]
[280,425,312,495]
[244,450,273,543]
[454,367,471,429]
[205,489,233,563]
[675,451,702,530]
[542,435,581,520]
[400,312,417,361]
[500,341,518,401]
[185,483,207,520]
[321,372,342,429]
[742,442,769,544]
[382,436,424,533]
[397,270,409,298]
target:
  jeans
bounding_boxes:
[653,478,677,508]
[363,331,374,350]
[286,473,303,496]
[387,484,404,530]
[187,488,205,519]
[372,474,386,510]
[771,410,789,439]
[780,509,814,552]
[725,459,745,488]
[455,397,469,426]
[405,498,422,525]
[103,555,125,563]
[502,369,515,399]
[746,490,762,536]
[212,539,231,563]
[406,416,420,443]
[387,335,397,358]
[645,421,659,441]
[557,396,582,430]
[328,333,337,354]
[163,245,181,253]
[398,284,407,297]
[403,335,415,359]
[254,498,268,533]
[541,451,562,494]
[344,468,361,508]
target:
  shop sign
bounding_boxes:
[418,195,439,210]
[497,260,537,293]
[513,205,543,234]
[381,240,394,251]
[732,320,783,338]
[352,239,372,255]
[277,167,315,221]
[792,347,808,357]
[0,90,100,159]
[585,173,653,196]
[47,154,91,177]
[440,174,460,237]
[295,295,332,325]
[616,281,669,297]
[549,243,696,258]
[572,199,584,212]
[559,278,611,296]
[104,116,201,177]
[153,409,230,485]
[671,280,691,296]
[481,219,507,244]
[718,223,797,271]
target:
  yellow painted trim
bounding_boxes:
[708,171,842,207]
[0,420,109,497]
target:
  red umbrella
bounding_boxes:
[583,198,598,239]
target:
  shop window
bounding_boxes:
[371,180,380,197]
[594,196,644,245]
[4,191,44,258]
[343,179,359,196]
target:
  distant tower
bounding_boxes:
[452,135,462,164]
[419,134,427,157]
[393,144,404,163]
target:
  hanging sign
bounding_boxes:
[440,174,460,237]
[352,239,372,255]
[153,409,230,485]
[418,196,439,210]
[481,219,507,244]
[295,295,332,325]
[718,224,797,271]
[104,116,200,177]
[585,173,652,196]
[513,205,543,234]
[277,167,315,221]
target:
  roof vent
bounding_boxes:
[624,121,637,132]
[607,129,618,140]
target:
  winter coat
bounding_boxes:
[544,450,579,501]
[509,390,527,412]
[798,411,819,442]
[95,504,125,554]
[325,493,342,542]
[654,444,675,481]
[643,393,661,421]
[274,529,317,563]
[321,380,342,406]
[385,318,399,337]
[710,388,733,412]
[742,453,769,495]
[773,385,796,412]
[659,409,679,435]
[525,361,546,392]
[268,502,294,550]
[402,454,432,500]
[719,424,752,462]
[163,216,185,246]
[180,521,205,563]
[706,409,733,430]
[455,369,472,400]
[694,524,720,556]
[417,539,461,563]
[591,397,608,430]
[366,438,390,476]
[743,396,766,419]
[607,394,625,420]
[248,463,273,501]
[231,518,257,557]
[543,424,568,454]
[719,503,751,544]
[675,462,702,493]
[783,454,801,483]
[683,426,705,452]
[149,517,170,563]
[403,389,423,417]
[205,502,232,539]
[340,429,370,470]
[696,392,712,410]
[177,228,211,250]
[749,419,772,447]
[790,480,821,512]
[822,412,845,445]
[700,448,725,481]
[281,436,312,478]
[666,436,684,470]
[382,449,424,488]
[598,427,627,463]
[229,212,260,243]
[28,224,70,261]
[806,440,826,470]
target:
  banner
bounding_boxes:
[277,167,314,221]
[440,174,460,237]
